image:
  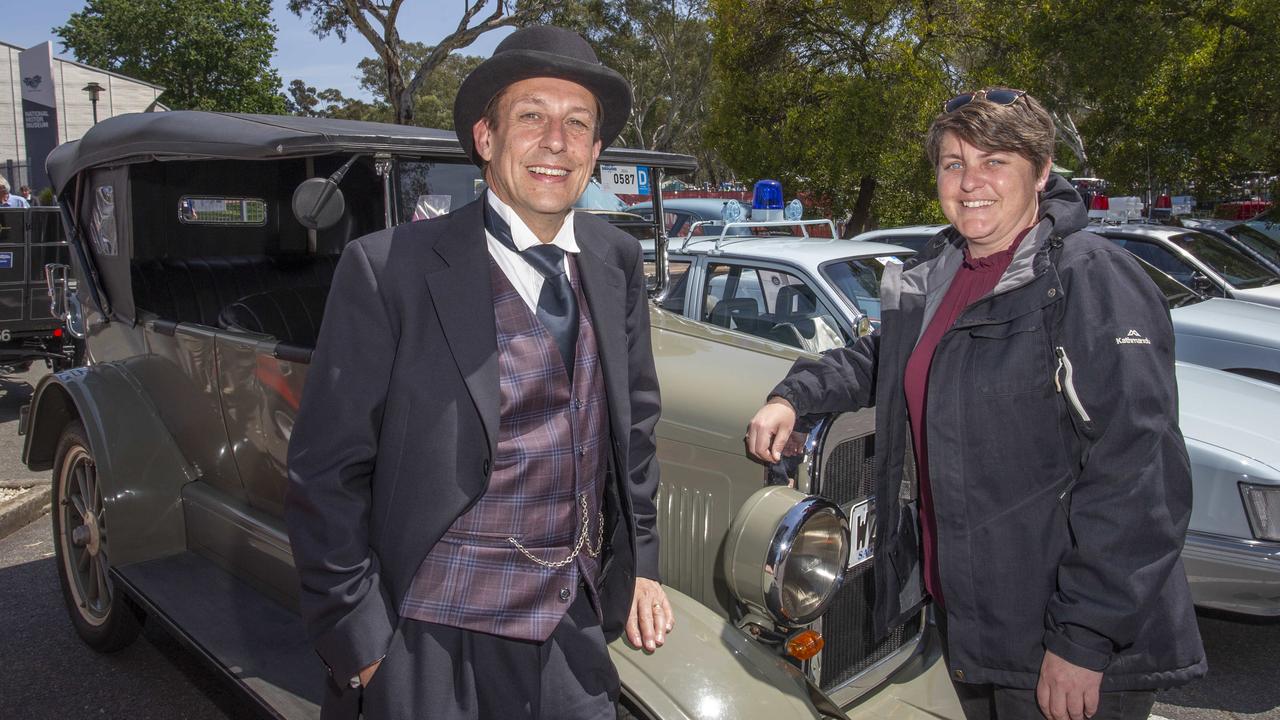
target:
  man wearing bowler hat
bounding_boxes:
[286,25,671,720]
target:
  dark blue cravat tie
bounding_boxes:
[484,198,579,377]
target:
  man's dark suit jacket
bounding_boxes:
[284,199,662,705]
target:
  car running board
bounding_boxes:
[115,551,324,720]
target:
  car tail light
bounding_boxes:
[1240,483,1280,541]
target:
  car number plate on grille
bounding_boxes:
[845,498,875,571]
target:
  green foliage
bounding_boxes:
[708,0,1280,225]
[557,2,716,157]
[708,0,950,227]
[55,0,285,113]
[355,46,484,128]
[947,0,1280,199]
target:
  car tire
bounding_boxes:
[51,420,144,652]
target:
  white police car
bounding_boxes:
[638,181,914,352]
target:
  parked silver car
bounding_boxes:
[1136,259,1280,385]
[1239,204,1280,243]
[1094,224,1280,308]
[1176,218,1280,276]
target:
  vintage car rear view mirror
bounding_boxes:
[292,178,345,230]
[292,155,363,230]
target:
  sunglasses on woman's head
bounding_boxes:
[943,88,1027,113]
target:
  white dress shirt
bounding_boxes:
[485,190,580,312]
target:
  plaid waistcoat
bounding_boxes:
[400,255,609,642]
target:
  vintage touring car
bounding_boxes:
[20,112,961,719]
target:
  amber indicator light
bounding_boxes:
[786,630,824,660]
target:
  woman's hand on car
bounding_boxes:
[746,397,797,463]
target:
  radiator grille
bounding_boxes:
[815,432,921,693]
[821,433,877,505]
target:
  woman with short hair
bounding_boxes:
[748,89,1205,720]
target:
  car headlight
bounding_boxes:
[724,486,850,626]
[1240,482,1280,541]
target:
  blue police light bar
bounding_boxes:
[753,179,783,222]
[752,179,783,210]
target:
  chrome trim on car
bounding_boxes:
[1184,529,1280,566]
[762,495,850,626]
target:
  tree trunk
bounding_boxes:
[385,47,412,124]
[843,175,877,238]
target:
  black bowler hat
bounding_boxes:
[453,26,632,165]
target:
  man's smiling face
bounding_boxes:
[473,77,602,241]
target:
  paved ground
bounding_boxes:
[0,365,263,719]
[1,363,1277,719]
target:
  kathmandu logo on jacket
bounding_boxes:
[1116,329,1151,345]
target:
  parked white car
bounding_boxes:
[1176,363,1280,616]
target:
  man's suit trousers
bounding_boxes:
[359,591,619,719]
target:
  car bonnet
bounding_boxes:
[1172,297,1280,349]
[1230,282,1280,308]
[1175,362,1280,474]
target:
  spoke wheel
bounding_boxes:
[52,421,143,651]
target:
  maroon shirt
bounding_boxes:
[903,228,1030,608]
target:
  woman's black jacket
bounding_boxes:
[771,176,1206,690]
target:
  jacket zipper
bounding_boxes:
[1053,346,1091,423]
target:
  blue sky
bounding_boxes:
[6,0,512,100]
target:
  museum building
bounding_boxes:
[2,40,165,195]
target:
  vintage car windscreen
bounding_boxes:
[1170,231,1277,288]
[820,255,908,322]
[396,160,484,223]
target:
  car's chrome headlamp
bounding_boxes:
[1240,482,1280,542]
[724,486,850,626]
